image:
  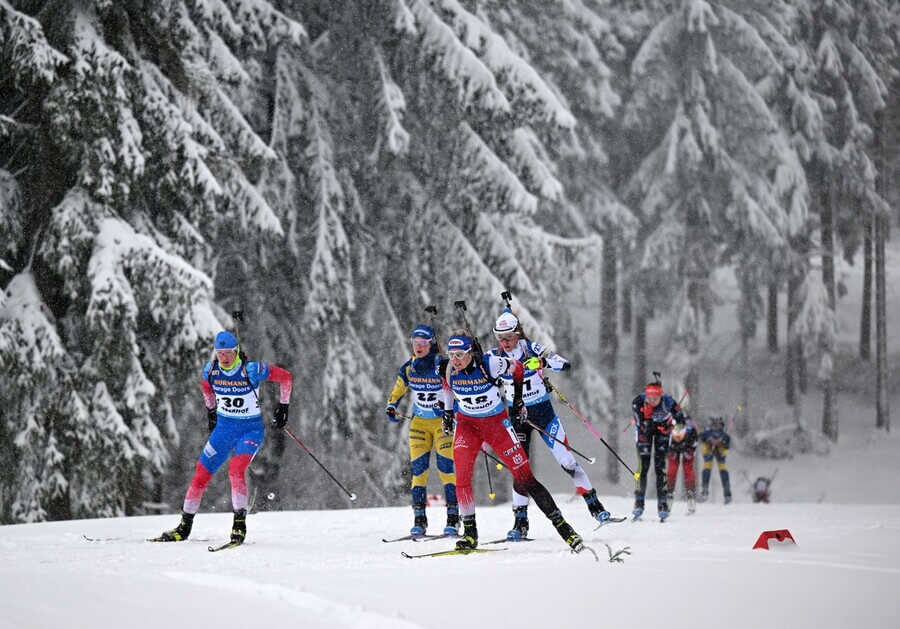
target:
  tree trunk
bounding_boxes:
[633,309,647,395]
[767,279,778,352]
[860,218,873,360]
[738,331,751,436]
[820,179,837,442]
[600,237,620,483]
[875,208,890,431]
[622,283,632,335]
[785,273,799,406]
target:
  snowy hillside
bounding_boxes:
[3,494,899,629]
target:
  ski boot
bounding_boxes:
[699,488,709,503]
[584,489,612,526]
[231,509,247,544]
[157,512,194,541]
[455,515,478,550]
[687,496,697,514]
[724,493,732,505]
[550,510,584,552]
[658,500,669,523]
[410,503,427,536]
[507,506,529,540]
[444,502,460,535]
[633,496,645,520]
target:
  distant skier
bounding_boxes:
[666,419,699,514]
[440,330,586,553]
[699,417,732,504]
[750,476,772,504]
[385,324,458,537]
[631,377,687,521]
[489,308,612,539]
[156,330,292,544]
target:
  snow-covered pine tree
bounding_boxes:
[621,0,792,419]
[0,0,305,522]
[798,0,896,440]
[244,0,614,507]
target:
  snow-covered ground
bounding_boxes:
[3,237,897,629]
[2,493,899,629]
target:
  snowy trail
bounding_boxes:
[2,498,899,629]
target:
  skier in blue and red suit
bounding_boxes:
[157,330,293,544]
[439,330,586,553]
[631,381,686,522]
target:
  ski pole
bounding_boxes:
[482,448,505,470]
[483,453,496,500]
[283,427,358,502]
[524,418,595,465]
[548,382,637,479]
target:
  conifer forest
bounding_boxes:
[0,0,897,523]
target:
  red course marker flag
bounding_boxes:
[752,529,797,550]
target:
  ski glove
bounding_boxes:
[385,404,399,423]
[442,409,455,436]
[207,407,218,432]
[272,403,289,429]
[511,397,527,430]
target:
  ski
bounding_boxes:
[414,533,461,542]
[482,537,535,545]
[401,547,507,559]
[208,540,243,552]
[593,516,628,530]
[382,533,445,543]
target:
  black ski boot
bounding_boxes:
[507,506,529,540]
[584,489,612,525]
[410,503,427,536]
[158,512,194,542]
[444,502,460,535]
[455,515,478,550]
[550,510,584,552]
[230,509,247,544]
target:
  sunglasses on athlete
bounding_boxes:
[448,350,471,360]
[411,338,431,347]
[495,333,517,342]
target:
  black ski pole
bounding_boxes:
[483,453,496,500]
[524,418,596,465]
[482,448,505,470]
[284,427,358,502]
[425,304,441,351]
[231,311,356,502]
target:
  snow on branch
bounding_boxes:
[433,0,575,128]
[683,0,719,34]
[373,50,410,157]
[409,0,510,112]
[0,0,68,85]
[392,0,417,35]
[508,128,562,201]
[225,0,306,48]
[456,122,537,214]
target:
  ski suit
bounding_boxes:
[489,340,595,507]
[666,422,698,501]
[386,348,457,509]
[700,425,732,502]
[631,393,686,512]
[181,358,292,514]
[440,354,566,521]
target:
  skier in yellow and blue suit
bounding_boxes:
[386,325,458,536]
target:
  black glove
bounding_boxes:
[272,403,289,429]
[442,409,455,436]
[511,397,527,430]
[560,361,571,372]
[207,407,217,432]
